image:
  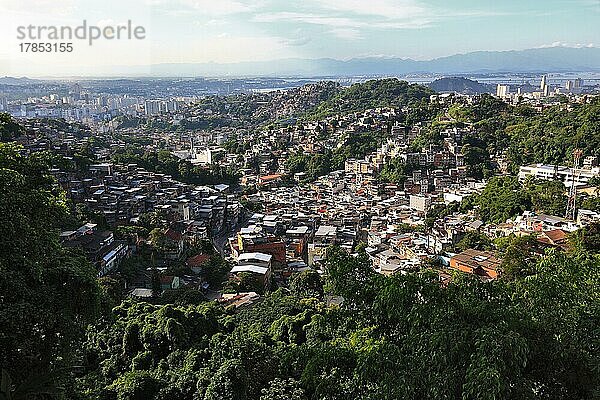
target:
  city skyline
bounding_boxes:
[1,0,599,77]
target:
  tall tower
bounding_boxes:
[540,74,547,90]
[565,149,583,220]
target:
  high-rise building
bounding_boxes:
[144,100,162,116]
[540,74,547,90]
[0,97,7,111]
[496,84,510,98]
[574,78,583,88]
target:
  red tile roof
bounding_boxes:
[164,228,183,242]
[187,254,211,267]
[543,229,567,244]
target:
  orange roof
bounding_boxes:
[187,254,211,267]
[451,249,502,272]
[259,174,283,181]
[543,229,567,244]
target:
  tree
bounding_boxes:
[204,360,248,400]
[497,234,538,280]
[473,176,531,223]
[0,113,24,142]
[524,178,567,216]
[260,378,306,400]
[108,371,160,400]
[456,231,492,252]
[203,255,232,288]
[569,222,600,254]
[0,143,100,395]
[290,270,324,299]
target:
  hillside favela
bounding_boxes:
[1,1,599,399]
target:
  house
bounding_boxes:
[258,174,283,187]
[230,229,287,266]
[186,253,211,274]
[229,265,272,290]
[219,292,260,308]
[163,228,185,260]
[537,229,569,251]
[237,252,273,268]
[449,249,502,280]
[160,275,181,291]
[62,223,128,276]
[230,252,273,290]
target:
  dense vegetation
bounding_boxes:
[0,112,24,141]
[0,143,101,398]
[427,176,575,225]
[285,131,385,181]
[111,146,239,186]
[73,245,600,400]
[307,78,434,120]
[428,77,493,94]
[445,95,600,172]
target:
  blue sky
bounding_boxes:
[0,0,598,75]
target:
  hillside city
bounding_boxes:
[1,74,599,399]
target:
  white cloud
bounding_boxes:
[316,0,427,20]
[254,11,431,30]
[147,0,259,16]
[538,41,596,48]
[0,0,76,16]
[253,0,510,42]
[328,28,363,40]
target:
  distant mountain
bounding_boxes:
[3,47,599,78]
[143,47,600,77]
[428,77,494,94]
[0,76,39,85]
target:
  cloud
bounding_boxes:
[148,0,259,16]
[0,0,76,16]
[254,11,432,30]
[328,28,363,40]
[538,41,596,48]
[281,36,312,46]
[316,0,427,20]
[252,0,505,41]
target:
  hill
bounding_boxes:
[306,78,434,119]
[428,77,493,94]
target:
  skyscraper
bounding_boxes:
[496,84,510,98]
[540,75,547,90]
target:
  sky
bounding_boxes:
[0,0,598,76]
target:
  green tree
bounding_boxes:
[456,231,492,252]
[204,360,248,400]
[108,371,160,400]
[0,143,100,396]
[290,270,324,299]
[473,176,531,223]
[0,113,24,142]
[260,378,306,400]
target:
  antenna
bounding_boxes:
[565,149,583,220]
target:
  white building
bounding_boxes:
[409,194,432,213]
[518,163,600,188]
[496,84,510,98]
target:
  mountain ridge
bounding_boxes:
[144,47,600,77]
[2,47,599,78]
